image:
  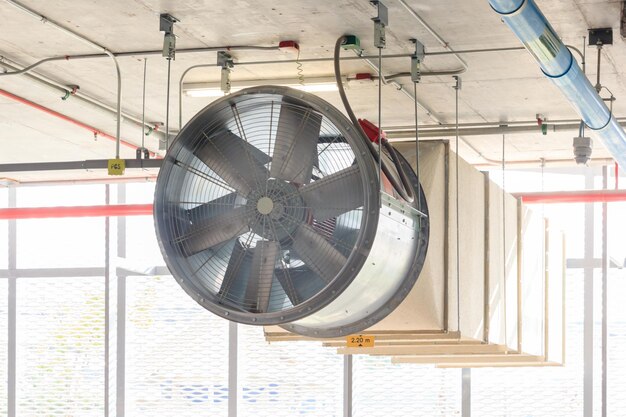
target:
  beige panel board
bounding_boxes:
[337,343,508,356]
[436,361,562,369]
[486,183,519,350]
[392,354,545,365]
[446,149,486,339]
[520,206,546,356]
[322,337,484,348]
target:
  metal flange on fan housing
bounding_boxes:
[154,86,428,337]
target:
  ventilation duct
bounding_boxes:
[489,0,626,168]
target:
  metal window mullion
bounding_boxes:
[462,368,471,417]
[116,184,126,417]
[583,170,595,417]
[601,166,608,417]
[343,354,352,417]
[8,187,16,417]
[228,322,237,417]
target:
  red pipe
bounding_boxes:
[0,204,153,220]
[0,89,157,157]
[517,190,626,204]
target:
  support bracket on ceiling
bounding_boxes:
[410,38,425,83]
[217,51,234,94]
[370,1,388,48]
[160,13,179,60]
[588,28,613,46]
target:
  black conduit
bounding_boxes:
[333,36,415,203]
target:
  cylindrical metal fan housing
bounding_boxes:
[154,86,428,337]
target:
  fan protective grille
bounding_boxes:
[154,86,380,325]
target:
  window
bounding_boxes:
[239,324,343,417]
[16,277,104,417]
[126,275,229,417]
[353,355,461,417]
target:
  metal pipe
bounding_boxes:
[515,189,626,204]
[0,55,162,139]
[0,89,156,157]
[489,0,626,168]
[0,175,157,187]
[3,0,124,158]
[387,121,588,139]
[385,68,466,79]
[0,204,153,220]
[0,158,162,173]
[394,0,469,70]
[385,117,626,130]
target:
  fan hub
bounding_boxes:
[256,196,274,215]
[247,179,306,241]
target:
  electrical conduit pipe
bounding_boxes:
[489,0,626,169]
[0,204,153,220]
[516,189,626,204]
[4,189,625,221]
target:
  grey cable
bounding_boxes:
[413,81,421,212]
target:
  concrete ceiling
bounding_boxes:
[0,0,624,184]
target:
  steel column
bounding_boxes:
[344,355,353,417]
[601,167,608,417]
[228,322,238,417]
[7,188,16,417]
[583,170,595,417]
[462,368,471,417]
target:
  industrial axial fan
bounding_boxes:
[154,85,429,337]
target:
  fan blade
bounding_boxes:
[276,268,325,306]
[178,206,250,256]
[299,164,364,221]
[291,224,347,283]
[194,129,270,196]
[186,192,238,223]
[245,241,279,313]
[270,104,322,184]
[219,242,252,302]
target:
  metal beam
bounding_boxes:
[0,159,162,173]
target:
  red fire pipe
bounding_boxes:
[517,189,626,204]
[0,89,157,157]
[0,204,153,220]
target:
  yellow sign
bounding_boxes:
[346,334,375,347]
[108,159,126,176]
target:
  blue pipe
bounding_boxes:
[489,0,626,168]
